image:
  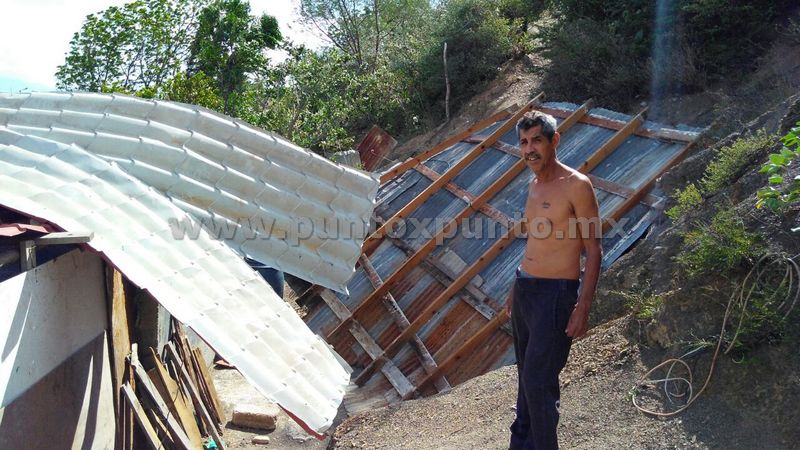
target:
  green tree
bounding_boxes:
[56,0,205,92]
[188,0,282,115]
[299,0,432,71]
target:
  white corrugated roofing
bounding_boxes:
[0,92,379,293]
[0,127,349,433]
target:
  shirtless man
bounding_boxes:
[507,111,602,450]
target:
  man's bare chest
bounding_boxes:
[524,183,574,229]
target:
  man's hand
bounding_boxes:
[565,302,590,338]
[504,286,514,318]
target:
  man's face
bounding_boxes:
[519,124,559,173]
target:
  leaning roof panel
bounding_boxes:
[0,92,379,293]
[0,128,348,432]
[303,99,703,414]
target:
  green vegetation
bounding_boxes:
[616,289,668,321]
[55,0,795,156]
[666,183,702,221]
[757,121,800,212]
[676,207,763,279]
[701,130,776,194]
[668,131,776,220]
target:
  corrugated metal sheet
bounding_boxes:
[0,92,379,294]
[357,126,397,171]
[304,100,702,412]
[0,128,349,433]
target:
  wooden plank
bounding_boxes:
[319,288,417,398]
[165,343,227,450]
[193,347,226,425]
[355,221,524,385]
[130,356,194,450]
[106,266,133,450]
[537,105,698,143]
[187,347,220,428]
[379,107,516,184]
[147,347,203,448]
[364,94,543,255]
[33,231,93,245]
[578,108,648,174]
[121,384,164,450]
[358,255,451,395]
[416,311,508,391]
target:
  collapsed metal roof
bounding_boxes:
[0,128,349,433]
[303,97,702,412]
[0,92,379,294]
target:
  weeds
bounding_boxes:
[615,289,669,321]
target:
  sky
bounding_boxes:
[0,0,324,93]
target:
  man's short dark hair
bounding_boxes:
[516,111,557,142]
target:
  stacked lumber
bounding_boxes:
[119,319,227,450]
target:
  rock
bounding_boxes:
[231,403,280,431]
[251,435,270,445]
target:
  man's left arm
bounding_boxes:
[566,178,602,338]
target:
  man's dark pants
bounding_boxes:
[509,272,579,450]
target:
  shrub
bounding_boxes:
[616,289,668,321]
[676,207,763,278]
[667,183,702,221]
[701,130,776,194]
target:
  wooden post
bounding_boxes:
[578,108,647,174]
[363,94,544,256]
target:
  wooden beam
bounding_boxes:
[578,108,647,174]
[164,343,227,450]
[33,231,93,245]
[332,99,586,342]
[19,240,35,271]
[358,255,451,396]
[537,105,698,143]
[379,108,515,184]
[147,348,202,448]
[416,309,509,391]
[354,221,523,386]
[319,289,416,398]
[363,94,543,256]
[121,384,164,450]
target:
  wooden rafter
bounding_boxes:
[354,220,524,385]
[379,108,515,184]
[578,108,648,174]
[358,255,451,395]
[537,105,697,143]
[318,288,416,398]
[362,94,544,256]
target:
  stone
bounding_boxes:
[251,435,270,445]
[231,403,280,431]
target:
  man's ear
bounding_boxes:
[552,131,561,148]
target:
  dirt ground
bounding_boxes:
[330,317,797,450]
